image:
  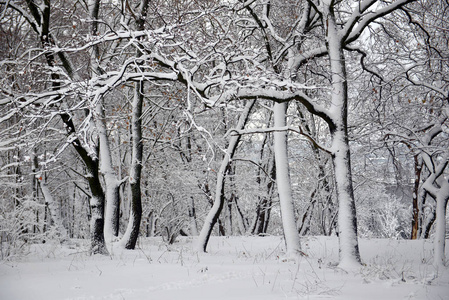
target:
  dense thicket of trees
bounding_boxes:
[0,0,447,266]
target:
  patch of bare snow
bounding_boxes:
[0,236,448,300]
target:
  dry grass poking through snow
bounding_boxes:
[0,236,448,299]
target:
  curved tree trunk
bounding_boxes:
[421,156,449,266]
[38,179,69,241]
[31,152,69,241]
[422,198,436,239]
[198,99,255,252]
[59,115,108,255]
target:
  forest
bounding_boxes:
[0,1,448,297]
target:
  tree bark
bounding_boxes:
[97,109,121,241]
[97,107,121,241]
[326,6,361,268]
[421,156,449,265]
[273,101,302,257]
[188,196,199,236]
[250,112,274,236]
[331,135,361,267]
[87,0,122,243]
[422,198,436,239]
[119,0,150,249]
[411,155,422,239]
[120,80,144,249]
[433,180,449,266]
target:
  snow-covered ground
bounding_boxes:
[1,236,448,300]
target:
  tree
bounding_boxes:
[32,152,69,242]
[273,101,302,257]
[198,99,256,252]
[120,0,150,249]
[2,0,435,268]
[0,0,111,254]
[355,0,449,264]
[200,0,416,268]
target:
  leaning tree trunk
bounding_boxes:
[326,8,361,268]
[31,151,69,241]
[23,0,108,254]
[33,168,69,242]
[273,101,302,257]
[198,100,255,252]
[261,160,276,235]
[59,113,108,255]
[37,180,69,242]
[254,149,276,235]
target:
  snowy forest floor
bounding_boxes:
[1,236,448,300]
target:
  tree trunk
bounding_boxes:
[188,197,199,236]
[261,159,276,234]
[411,155,422,239]
[87,0,121,243]
[422,199,436,239]
[326,7,361,268]
[198,100,255,252]
[96,104,121,241]
[331,136,361,267]
[37,179,69,241]
[298,197,315,236]
[21,0,109,254]
[120,80,144,249]
[422,158,449,265]
[225,165,239,235]
[433,179,449,266]
[146,211,155,237]
[90,195,108,255]
[97,113,121,242]
[230,192,246,235]
[273,101,302,256]
[225,196,233,236]
[250,112,274,236]
[119,0,149,249]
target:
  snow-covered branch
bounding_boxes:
[344,0,417,44]
[212,87,334,128]
[227,125,331,154]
